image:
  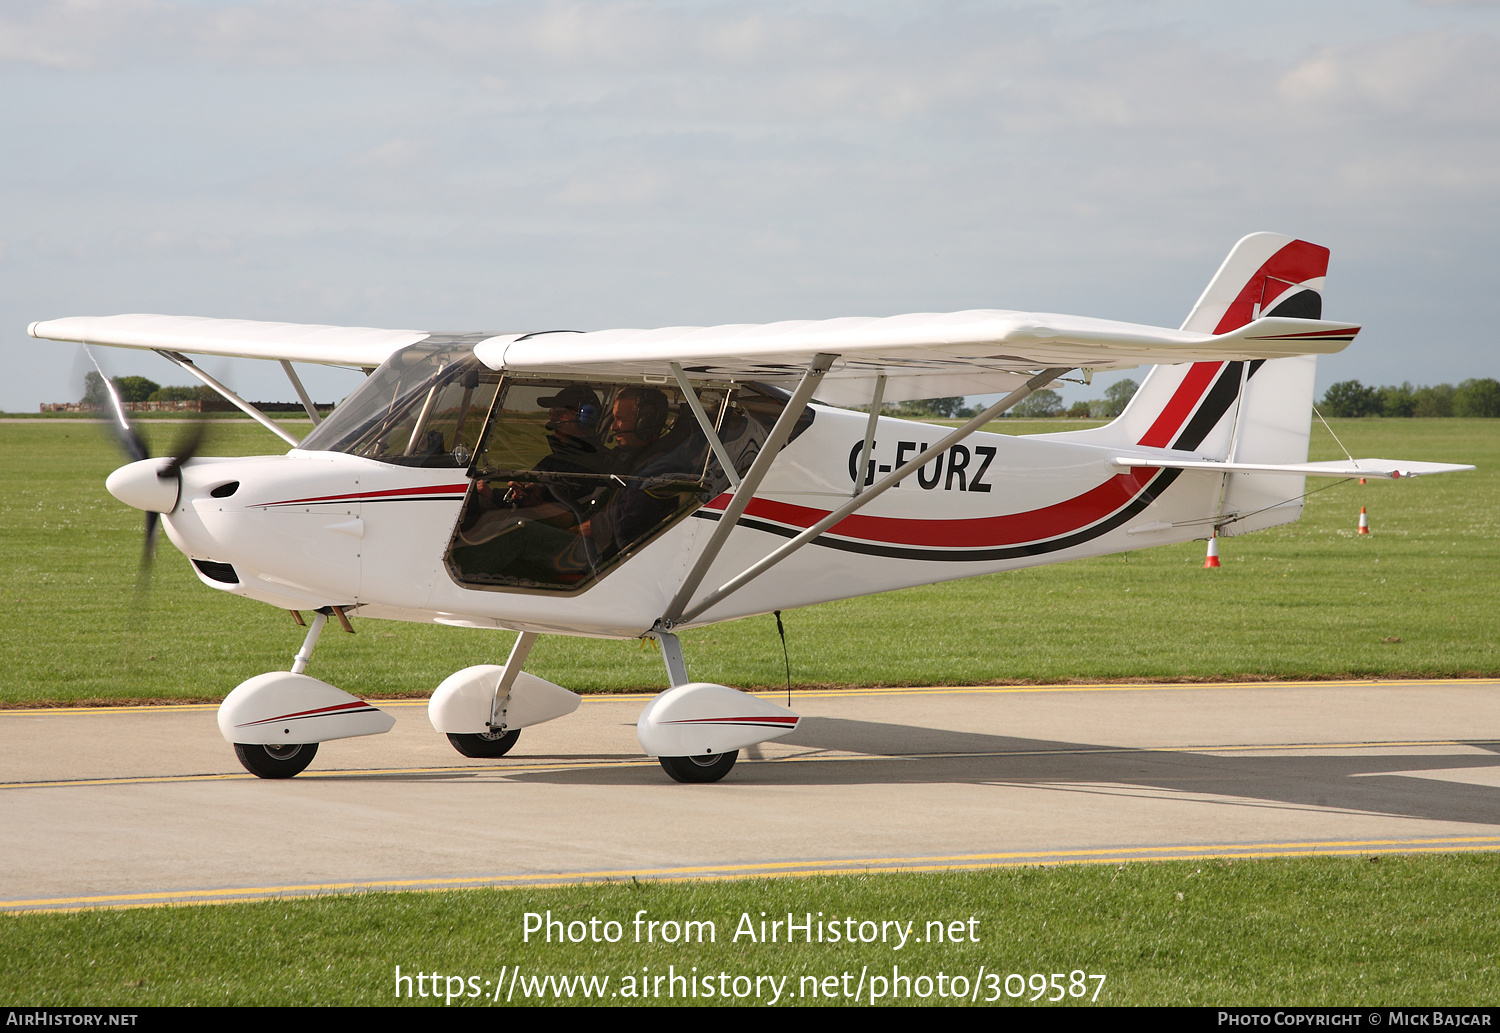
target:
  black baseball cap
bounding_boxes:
[537,385,602,410]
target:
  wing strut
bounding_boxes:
[659,353,837,626]
[154,350,302,448]
[669,362,741,490]
[280,360,323,426]
[664,367,1072,629]
[852,374,886,498]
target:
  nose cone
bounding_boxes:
[105,458,181,513]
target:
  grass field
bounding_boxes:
[0,416,1494,704]
[3,416,1497,1007]
[6,856,1500,1006]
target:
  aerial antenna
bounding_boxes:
[774,610,791,707]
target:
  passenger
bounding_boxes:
[580,387,708,559]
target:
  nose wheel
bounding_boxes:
[234,741,319,779]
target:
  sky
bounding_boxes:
[4,0,1499,412]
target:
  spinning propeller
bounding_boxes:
[88,350,208,568]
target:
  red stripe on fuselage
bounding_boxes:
[258,484,469,507]
[706,467,1163,549]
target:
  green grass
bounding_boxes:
[5,856,1499,1005]
[1,417,1495,704]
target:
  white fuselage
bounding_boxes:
[161,401,1291,639]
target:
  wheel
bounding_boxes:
[447,728,521,758]
[234,741,318,779]
[659,751,738,784]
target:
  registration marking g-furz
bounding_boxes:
[849,439,998,493]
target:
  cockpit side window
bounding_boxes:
[298,340,500,468]
[445,378,808,594]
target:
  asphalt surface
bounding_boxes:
[4,679,1500,911]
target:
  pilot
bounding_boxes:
[578,386,700,558]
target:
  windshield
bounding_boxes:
[299,338,501,468]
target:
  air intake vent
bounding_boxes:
[192,559,240,584]
[209,481,240,498]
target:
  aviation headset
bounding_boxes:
[614,387,669,440]
[539,385,603,430]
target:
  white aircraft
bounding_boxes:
[29,232,1471,782]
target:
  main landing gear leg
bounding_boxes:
[444,631,537,759]
[648,630,738,784]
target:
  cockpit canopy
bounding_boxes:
[298,337,498,468]
[300,338,812,594]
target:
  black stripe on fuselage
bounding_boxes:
[689,351,1275,563]
[691,467,1184,563]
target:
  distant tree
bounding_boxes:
[1378,382,1417,418]
[1413,383,1454,418]
[110,376,160,403]
[1321,380,1379,417]
[1012,388,1063,418]
[81,371,109,406]
[1102,378,1139,417]
[1454,378,1500,418]
[1067,401,1093,418]
[148,385,215,402]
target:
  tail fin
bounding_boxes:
[1066,233,1330,464]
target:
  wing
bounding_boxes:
[475,310,1361,405]
[28,313,429,368]
[30,308,1360,406]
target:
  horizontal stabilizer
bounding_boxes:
[1110,456,1474,480]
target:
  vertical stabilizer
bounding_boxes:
[1055,234,1330,466]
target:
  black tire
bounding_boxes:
[234,741,318,779]
[659,751,738,784]
[447,729,521,758]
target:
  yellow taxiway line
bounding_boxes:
[4,677,1498,717]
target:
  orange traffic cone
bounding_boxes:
[1359,477,1367,484]
[1204,536,1221,568]
[1357,507,1370,535]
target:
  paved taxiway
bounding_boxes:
[4,679,1500,911]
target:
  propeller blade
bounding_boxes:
[85,347,150,464]
[143,511,160,564]
[160,419,209,479]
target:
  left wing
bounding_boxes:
[28,313,429,368]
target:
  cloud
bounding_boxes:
[6,2,1500,410]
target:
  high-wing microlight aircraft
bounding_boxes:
[30,233,1472,782]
